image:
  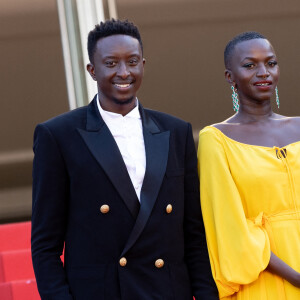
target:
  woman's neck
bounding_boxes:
[236,99,276,123]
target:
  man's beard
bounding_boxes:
[112,96,135,106]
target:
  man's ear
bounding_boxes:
[225,69,234,85]
[142,58,146,66]
[87,63,96,81]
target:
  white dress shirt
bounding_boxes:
[97,96,146,201]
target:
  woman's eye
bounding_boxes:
[268,61,278,67]
[243,63,254,69]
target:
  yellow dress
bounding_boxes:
[198,126,300,300]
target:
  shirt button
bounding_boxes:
[119,257,127,267]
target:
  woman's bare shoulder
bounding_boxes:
[288,116,300,123]
[277,115,300,128]
[210,116,240,135]
[285,116,300,134]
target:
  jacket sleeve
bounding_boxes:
[183,123,219,299]
[197,127,270,298]
[31,124,73,300]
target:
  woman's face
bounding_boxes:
[226,38,279,103]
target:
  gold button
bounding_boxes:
[119,257,127,267]
[155,259,164,268]
[166,204,172,214]
[100,204,110,214]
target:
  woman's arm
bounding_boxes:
[198,127,271,298]
[267,252,300,288]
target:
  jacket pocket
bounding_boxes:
[67,265,105,300]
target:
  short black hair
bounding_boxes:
[224,31,266,69]
[87,19,143,63]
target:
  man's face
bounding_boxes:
[87,34,145,114]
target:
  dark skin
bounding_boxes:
[217,39,300,147]
[213,38,300,288]
[87,34,145,116]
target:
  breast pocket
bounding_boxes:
[165,168,184,178]
[163,168,185,202]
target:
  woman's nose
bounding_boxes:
[256,64,269,78]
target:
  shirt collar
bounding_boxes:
[97,94,141,120]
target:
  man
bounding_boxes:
[31,19,217,300]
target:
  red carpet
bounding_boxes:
[0,221,40,300]
[0,280,39,300]
[0,222,31,252]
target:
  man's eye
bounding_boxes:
[105,61,117,67]
[128,59,138,65]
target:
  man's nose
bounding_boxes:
[117,62,130,78]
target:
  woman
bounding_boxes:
[198,32,300,299]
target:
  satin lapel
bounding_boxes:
[77,98,140,219]
[121,106,170,255]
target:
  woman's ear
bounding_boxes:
[225,69,234,85]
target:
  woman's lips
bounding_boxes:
[253,81,272,90]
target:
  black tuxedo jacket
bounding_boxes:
[31,97,217,300]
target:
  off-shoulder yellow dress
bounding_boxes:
[198,126,300,299]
